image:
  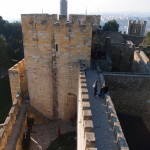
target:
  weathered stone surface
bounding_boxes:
[21,14,98,120]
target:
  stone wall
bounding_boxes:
[123,34,144,47]
[77,62,97,150]
[9,59,28,101]
[99,74,129,150]
[0,94,22,150]
[21,14,100,120]
[132,50,150,74]
[103,73,150,132]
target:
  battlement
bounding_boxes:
[0,93,22,150]
[21,14,100,28]
[99,74,129,150]
[129,20,147,25]
[78,62,97,150]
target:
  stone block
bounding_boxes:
[114,125,124,141]
[117,137,129,150]
[81,82,87,88]
[81,88,88,94]
[83,120,94,132]
[82,101,90,110]
[0,128,5,137]
[83,110,92,120]
[9,107,15,116]
[82,94,89,102]
[85,132,96,148]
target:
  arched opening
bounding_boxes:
[65,93,77,120]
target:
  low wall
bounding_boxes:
[0,94,22,150]
[103,73,150,132]
[0,59,28,150]
[77,62,97,150]
[9,59,28,102]
[99,74,129,150]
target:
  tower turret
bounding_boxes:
[60,0,67,16]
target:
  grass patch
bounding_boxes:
[47,131,76,150]
[0,77,12,123]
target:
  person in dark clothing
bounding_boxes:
[97,85,108,97]
[93,80,98,96]
[83,64,86,75]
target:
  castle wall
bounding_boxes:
[132,50,150,74]
[77,63,97,150]
[0,94,22,150]
[104,73,150,132]
[21,14,100,120]
[122,34,144,47]
[9,59,28,101]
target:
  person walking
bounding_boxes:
[97,85,108,98]
[93,80,98,96]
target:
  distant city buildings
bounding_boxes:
[60,0,67,16]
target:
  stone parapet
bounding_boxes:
[77,62,97,150]
[132,50,150,74]
[21,14,100,28]
[0,94,22,150]
[99,74,129,150]
[9,59,28,101]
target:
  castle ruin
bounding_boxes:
[128,20,147,37]
[0,13,150,150]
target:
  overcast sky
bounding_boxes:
[0,0,149,21]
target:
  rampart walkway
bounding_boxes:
[5,103,27,150]
[86,70,118,150]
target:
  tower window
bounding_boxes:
[56,44,58,52]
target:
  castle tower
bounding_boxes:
[21,14,100,120]
[127,20,146,37]
[140,21,147,37]
[60,0,67,16]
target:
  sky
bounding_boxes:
[0,0,150,21]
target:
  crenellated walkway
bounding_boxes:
[86,70,118,150]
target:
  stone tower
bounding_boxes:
[21,14,100,120]
[127,20,147,37]
[60,0,67,16]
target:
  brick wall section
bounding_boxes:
[0,94,22,150]
[9,59,28,101]
[77,62,97,150]
[21,14,100,120]
[104,73,150,132]
[99,74,129,150]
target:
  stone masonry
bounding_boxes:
[21,14,100,120]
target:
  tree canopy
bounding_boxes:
[141,32,150,47]
[0,37,10,69]
[0,16,24,65]
[102,19,119,32]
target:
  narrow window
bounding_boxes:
[56,44,58,52]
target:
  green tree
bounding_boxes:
[0,16,24,64]
[141,32,150,47]
[0,37,10,69]
[102,19,119,32]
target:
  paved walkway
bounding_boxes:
[86,70,118,150]
[29,121,75,150]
